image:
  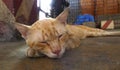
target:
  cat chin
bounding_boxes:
[47,54,62,58]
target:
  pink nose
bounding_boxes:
[52,50,61,55]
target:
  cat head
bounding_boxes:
[15,8,70,58]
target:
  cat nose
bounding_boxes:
[52,50,61,55]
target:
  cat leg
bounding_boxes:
[26,48,45,57]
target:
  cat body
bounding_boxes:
[15,8,120,58]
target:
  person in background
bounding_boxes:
[51,0,69,18]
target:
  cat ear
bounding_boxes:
[14,22,31,39]
[56,7,69,24]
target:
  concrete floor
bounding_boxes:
[0,37,120,70]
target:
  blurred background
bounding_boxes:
[0,0,120,41]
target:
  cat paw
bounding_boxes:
[26,48,38,57]
[26,48,44,57]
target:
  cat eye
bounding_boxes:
[58,34,63,38]
[41,41,47,43]
[40,41,49,45]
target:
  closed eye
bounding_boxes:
[58,34,63,38]
[40,41,49,45]
[41,41,47,43]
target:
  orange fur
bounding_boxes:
[15,8,120,58]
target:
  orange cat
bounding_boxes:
[15,8,120,58]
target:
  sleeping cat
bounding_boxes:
[15,8,120,58]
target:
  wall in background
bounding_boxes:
[80,0,119,16]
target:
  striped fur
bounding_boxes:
[15,8,120,58]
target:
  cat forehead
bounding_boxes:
[29,18,66,41]
[31,18,66,31]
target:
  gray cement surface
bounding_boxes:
[0,37,120,70]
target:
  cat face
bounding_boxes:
[26,19,70,58]
[15,8,70,58]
